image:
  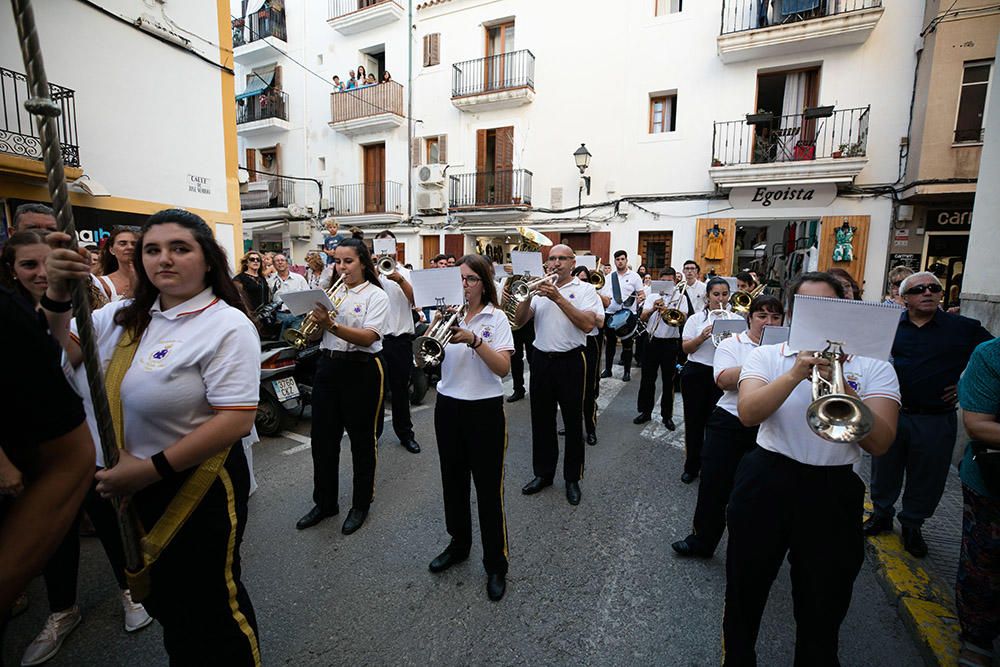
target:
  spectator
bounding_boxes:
[1,230,51,306]
[382,71,392,83]
[956,337,1000,667]
[365,74,377,86]
[323,218,346,266]
[332,75,344,92]
[865,271,992,557]
[94,227,138,302]
[885,265,914,306]
[346,70,358,90]
[233,251,271,313]
[304,251,325,289]
[828,268,862,300]
[356,65,367,84]
[270,253,309,338]
[445,254,456,267]
[261,252,276,280]
[8,202,57,236]
[84,244,101,275]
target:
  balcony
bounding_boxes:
[328,0,404,35]
[710,106,869,187]
[237,89,291,136]
[449,170,532,221]
[717,0,883,63]
[232,7,288,66]
[452,51,535,112]
[0,67,80,171]
[240,177,294,210]
[329,181,404,225]
[329,81,404,136]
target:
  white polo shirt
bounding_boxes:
[70,288,260,466]
[272,271,309,311]
[713,332,757,417]
[321,281,389,354]
[739,343,901,466]
[642,299,680,340]
[600,270,644,314]
[683,280,707,313]
[530,276,604,352]
[378,276,415,336]
[682,309,720,366]
[437,304,515,401]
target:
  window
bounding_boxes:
[426,137,439,164]
[413,135,447,165]
[423,33,440,67]
[649,94,677,133]
[955,60,993,143]
[655,0,682,15]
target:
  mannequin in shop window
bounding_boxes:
[833,220,855,263]
[705,224,725,262]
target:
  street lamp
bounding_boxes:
[574,144,591,215]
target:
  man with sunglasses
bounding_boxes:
[865,271,992,557]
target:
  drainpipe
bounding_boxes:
[407,0,414,221]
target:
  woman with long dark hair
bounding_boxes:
[1,230,50,306]
[43,208,261,665]
[95,227,137,302]
[296,232,389,536]
[233,250,272,313]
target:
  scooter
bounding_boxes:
[256,341,301,437]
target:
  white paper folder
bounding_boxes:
[788,295,901,361]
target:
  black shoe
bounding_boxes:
[600,370,612,379]
[341,508,368,535]
[671,538,713,559]
[487,573,506,601]
[507,390,525,403]
[558,428,566,436]
[633,412,651,425]
[862,513,893,537]
[401,439,421,454]
[429,544,470,573]
[902,525,928,558]
[622,371,631,382]
[680,472,698,484]
[566,481,581,505]
[521,477,553,495]
[664,418,676,431]
[586,433,597,446]
[296,505,338,530]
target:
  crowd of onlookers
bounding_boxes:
[331,65,392,92]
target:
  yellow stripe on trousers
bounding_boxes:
[218,468,261,667]
[579,350,587,480]
[500,419,509,559]
[371,357,386,502]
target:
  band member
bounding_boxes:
[573,266,604,445]
[679,277,733,483]
[375,230,421,454]
[672,296,784,559]
[634,268,680,430]
[735,271,757,293]
[515,245,603,505]
[44,209,262,665]
[297,233,388,535]
[724,272,900,666]
[600,250,644,381]
[681,260,707,313]
[429,255,514,602]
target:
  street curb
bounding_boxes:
[864,501,960,667]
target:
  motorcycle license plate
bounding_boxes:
[273,377,300,401]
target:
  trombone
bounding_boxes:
[413,304,467,368]
[509,272,559,302]
[283,275,348,350]
[589,259,606,290]
[375,254,397,276]
[660,281,687,327]
[806,341,874,443]
[730,283,766,314]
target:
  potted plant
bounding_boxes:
[837,140,865,158]
[832,146,843,158]
[712,158,724,167]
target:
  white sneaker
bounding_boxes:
[120,589,153,632]
[20,606,81,666]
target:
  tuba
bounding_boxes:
[500,275,525,330]
[376,254,396,276]
[730,283,766,314]
[806,341,874,443]
[413,305,467,368]
[589,259,606,290]
[283,275,348,350]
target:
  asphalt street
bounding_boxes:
[4,363,923,666]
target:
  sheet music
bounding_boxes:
[372,238,396,255]
[410,267,465,308]
[279,289,338,316]
[575,255,597,270]
[788,295,901,360]
[760,325,790,346]
[711,318,748,336]
[493,263,511,278]
[649,280,675,297]
[511,251,544,277]
[722,276,738,293]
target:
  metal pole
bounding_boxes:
[407,0,414,220]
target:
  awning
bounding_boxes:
[236,71,273,100]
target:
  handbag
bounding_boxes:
[972,443,1000,496]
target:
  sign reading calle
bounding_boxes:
[729,183,837,209]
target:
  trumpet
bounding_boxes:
[730,283,766,314]
[413,304,467,368]
[376,254,396,276]
[709,308,742,347]
[806,341,874,443]
[283,275,348,350]
[509,272,559,302]
[589,259,606,290]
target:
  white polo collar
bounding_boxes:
[151,287,218,321]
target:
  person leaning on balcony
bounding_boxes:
[332,75,344,92]
[382,71,392,83]
[346,70,357,90]
[365,74,377,86]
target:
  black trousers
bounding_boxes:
[377,334,415,443]
[43,475,128,611]
[635,331,648,365]
[434,394,509,574]
[637,337,679,419]
[583,334,603,437]
[510,322,535,393]
[680,361,722,476]
[530,347,587,482]
[686,408,758,555]
[311,354,385,511]
[723,447,864,667]
[135,445,260,666]
[603,323,634,372]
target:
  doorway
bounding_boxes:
[484,20,515,90]
[363,143,386,213]
[638,231,674,277]
[422,235,440,268]
[923,233,969,310]
[475,127,514,204]
[360,45,385,81]
[753,67,820,163]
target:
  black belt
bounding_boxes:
[384,333,414,340]
[322,349,375,362]
[535,346,585,359]
[900,406,955,416]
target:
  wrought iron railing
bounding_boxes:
[330,81,403,124]
[237,89,289,125]
[240,177,296,210]
[329,0,396,20]
[711,106,869,167]
[0,66,79,167]
[449,170,533,207]
[720,0,881,35]
[329,181,403,215]
[954,127,985,144]
[232,6,287,46]
[452,50,535,98]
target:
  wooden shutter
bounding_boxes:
[411,138,421,165]
[272,64,282,89]
[422,235,440,267]
[444,233,463,257]
[245,148,256,181]
[422,35,430,67]
[438,134,447,163]
[694,218,737,277]
[496,127,514,204]
[395,242,405,264]
[423,33,440,67]
[590,231,611,267]
[475,129,488,203]
[818,215,870,291]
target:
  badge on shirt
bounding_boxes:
[139,341,179,371]
[480,325,494,341]
[844,371,861,393]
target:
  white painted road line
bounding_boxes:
[280,431,311,445]
[281,442,312,456]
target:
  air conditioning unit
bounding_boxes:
[287,203,308,219]
[416,164,446,187]
[416,189,447,213]
[287,220,311,237]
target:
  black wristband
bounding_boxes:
[151,451,176,479]
[473,335,484,349]
[41,294,72,313]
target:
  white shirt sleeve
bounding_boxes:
[362,288,389,338]
[713,337,742,382]
[682,312,703,341]
[204,315,261,409]
[739,345,773,386]
[489,311,515,353]
[577,282,604,319]
[859,358,902,404]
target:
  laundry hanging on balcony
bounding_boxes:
[236,71,274,100]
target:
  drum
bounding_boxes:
[607,308,639,340]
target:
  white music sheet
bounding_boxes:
[649,280,675,297]
[712,318,748,336]
[493,263,511,278]
[372,238,396,255]
[721,276,738,293]
[788,295,901,360]
[760,325,790,346]
[279,289,339,316]
[575,255,597,270]
[410,267,464,308]
[511,251,544,277]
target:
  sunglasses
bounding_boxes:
[891,280,902,287]
[248,257,261,262]
[904,283,943,296]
